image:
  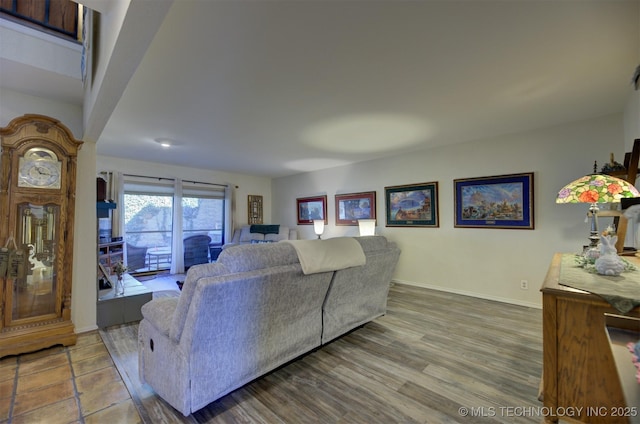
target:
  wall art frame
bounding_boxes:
[385,182,439,227]
[296,195,327,225]
[248,195,263,225]
[454,172,534,229]
[335,191,376,225]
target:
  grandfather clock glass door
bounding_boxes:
[11,203,59,322]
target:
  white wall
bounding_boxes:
[82,0,172,142]
[272,114,626,308]
[74,142,98,332]
[624,89,640,148]
[0,89,82,133]
[0,18,82,81]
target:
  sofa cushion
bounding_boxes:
[169,262,230,342]
[141,297,179,337]
[321,239,401,343]
[354,235,393,253]
[239,225,264,242]
[265,226,290,242]
[285,238,366,274]
[218,242,300,273]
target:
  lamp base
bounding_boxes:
[580,203,601,259]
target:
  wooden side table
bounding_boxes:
[541,253,640,423]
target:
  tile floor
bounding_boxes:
[0,331,141,423]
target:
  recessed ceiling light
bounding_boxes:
[154,137,175,148]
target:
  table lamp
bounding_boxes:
[358,219,376,236]
[556,173,640,254]
[313,220,325,239]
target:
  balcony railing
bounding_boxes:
[0,0,80,40]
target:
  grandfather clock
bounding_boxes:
[0,114,82,357]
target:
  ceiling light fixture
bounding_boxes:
[154,138,175,148]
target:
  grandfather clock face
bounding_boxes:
[17,147,62,189]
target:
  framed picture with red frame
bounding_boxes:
[296,195,327,225]
[335,191,376,225]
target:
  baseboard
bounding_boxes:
[391,279,542,309]
[75,324,99,334]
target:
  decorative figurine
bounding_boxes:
[594,235,625,276]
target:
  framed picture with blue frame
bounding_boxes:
[385,182,439,227]
[454,172,534,229]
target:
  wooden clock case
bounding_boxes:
[0,114,83,357]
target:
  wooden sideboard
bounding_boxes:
[541,253,640,423]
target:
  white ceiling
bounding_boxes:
[3,1,640,178]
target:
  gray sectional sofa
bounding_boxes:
[138,236,400,416]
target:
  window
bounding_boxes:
[124,193,173,251]
[182,183,225,246]
[122,177,226,273]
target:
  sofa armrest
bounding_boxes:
[221,230,243,249]
[141,297,179,338]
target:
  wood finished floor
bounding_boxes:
[100,283,545,423]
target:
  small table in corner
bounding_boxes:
[147,247,172,271]
[97,273,152,328]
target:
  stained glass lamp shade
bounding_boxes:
[556,174,640,251]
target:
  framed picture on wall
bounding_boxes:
[454,172,534,229]
[335,191,376,225]
[296,195,327,225]
[385,182,439,227]
[248,195,263,224]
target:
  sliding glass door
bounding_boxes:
[124,193,174,272]
[183,185,225,246]
[121,177,226,274]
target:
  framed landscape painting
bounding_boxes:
[335,191,376,225]
[454,172,534,229]
[297,195,327,225]
[385,182,439,227]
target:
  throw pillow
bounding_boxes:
[239,226,253,242]
[239,226,264,242]
[250,224,280,235]
[266,226,289,242]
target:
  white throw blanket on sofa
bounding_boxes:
[285,237,366,274]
